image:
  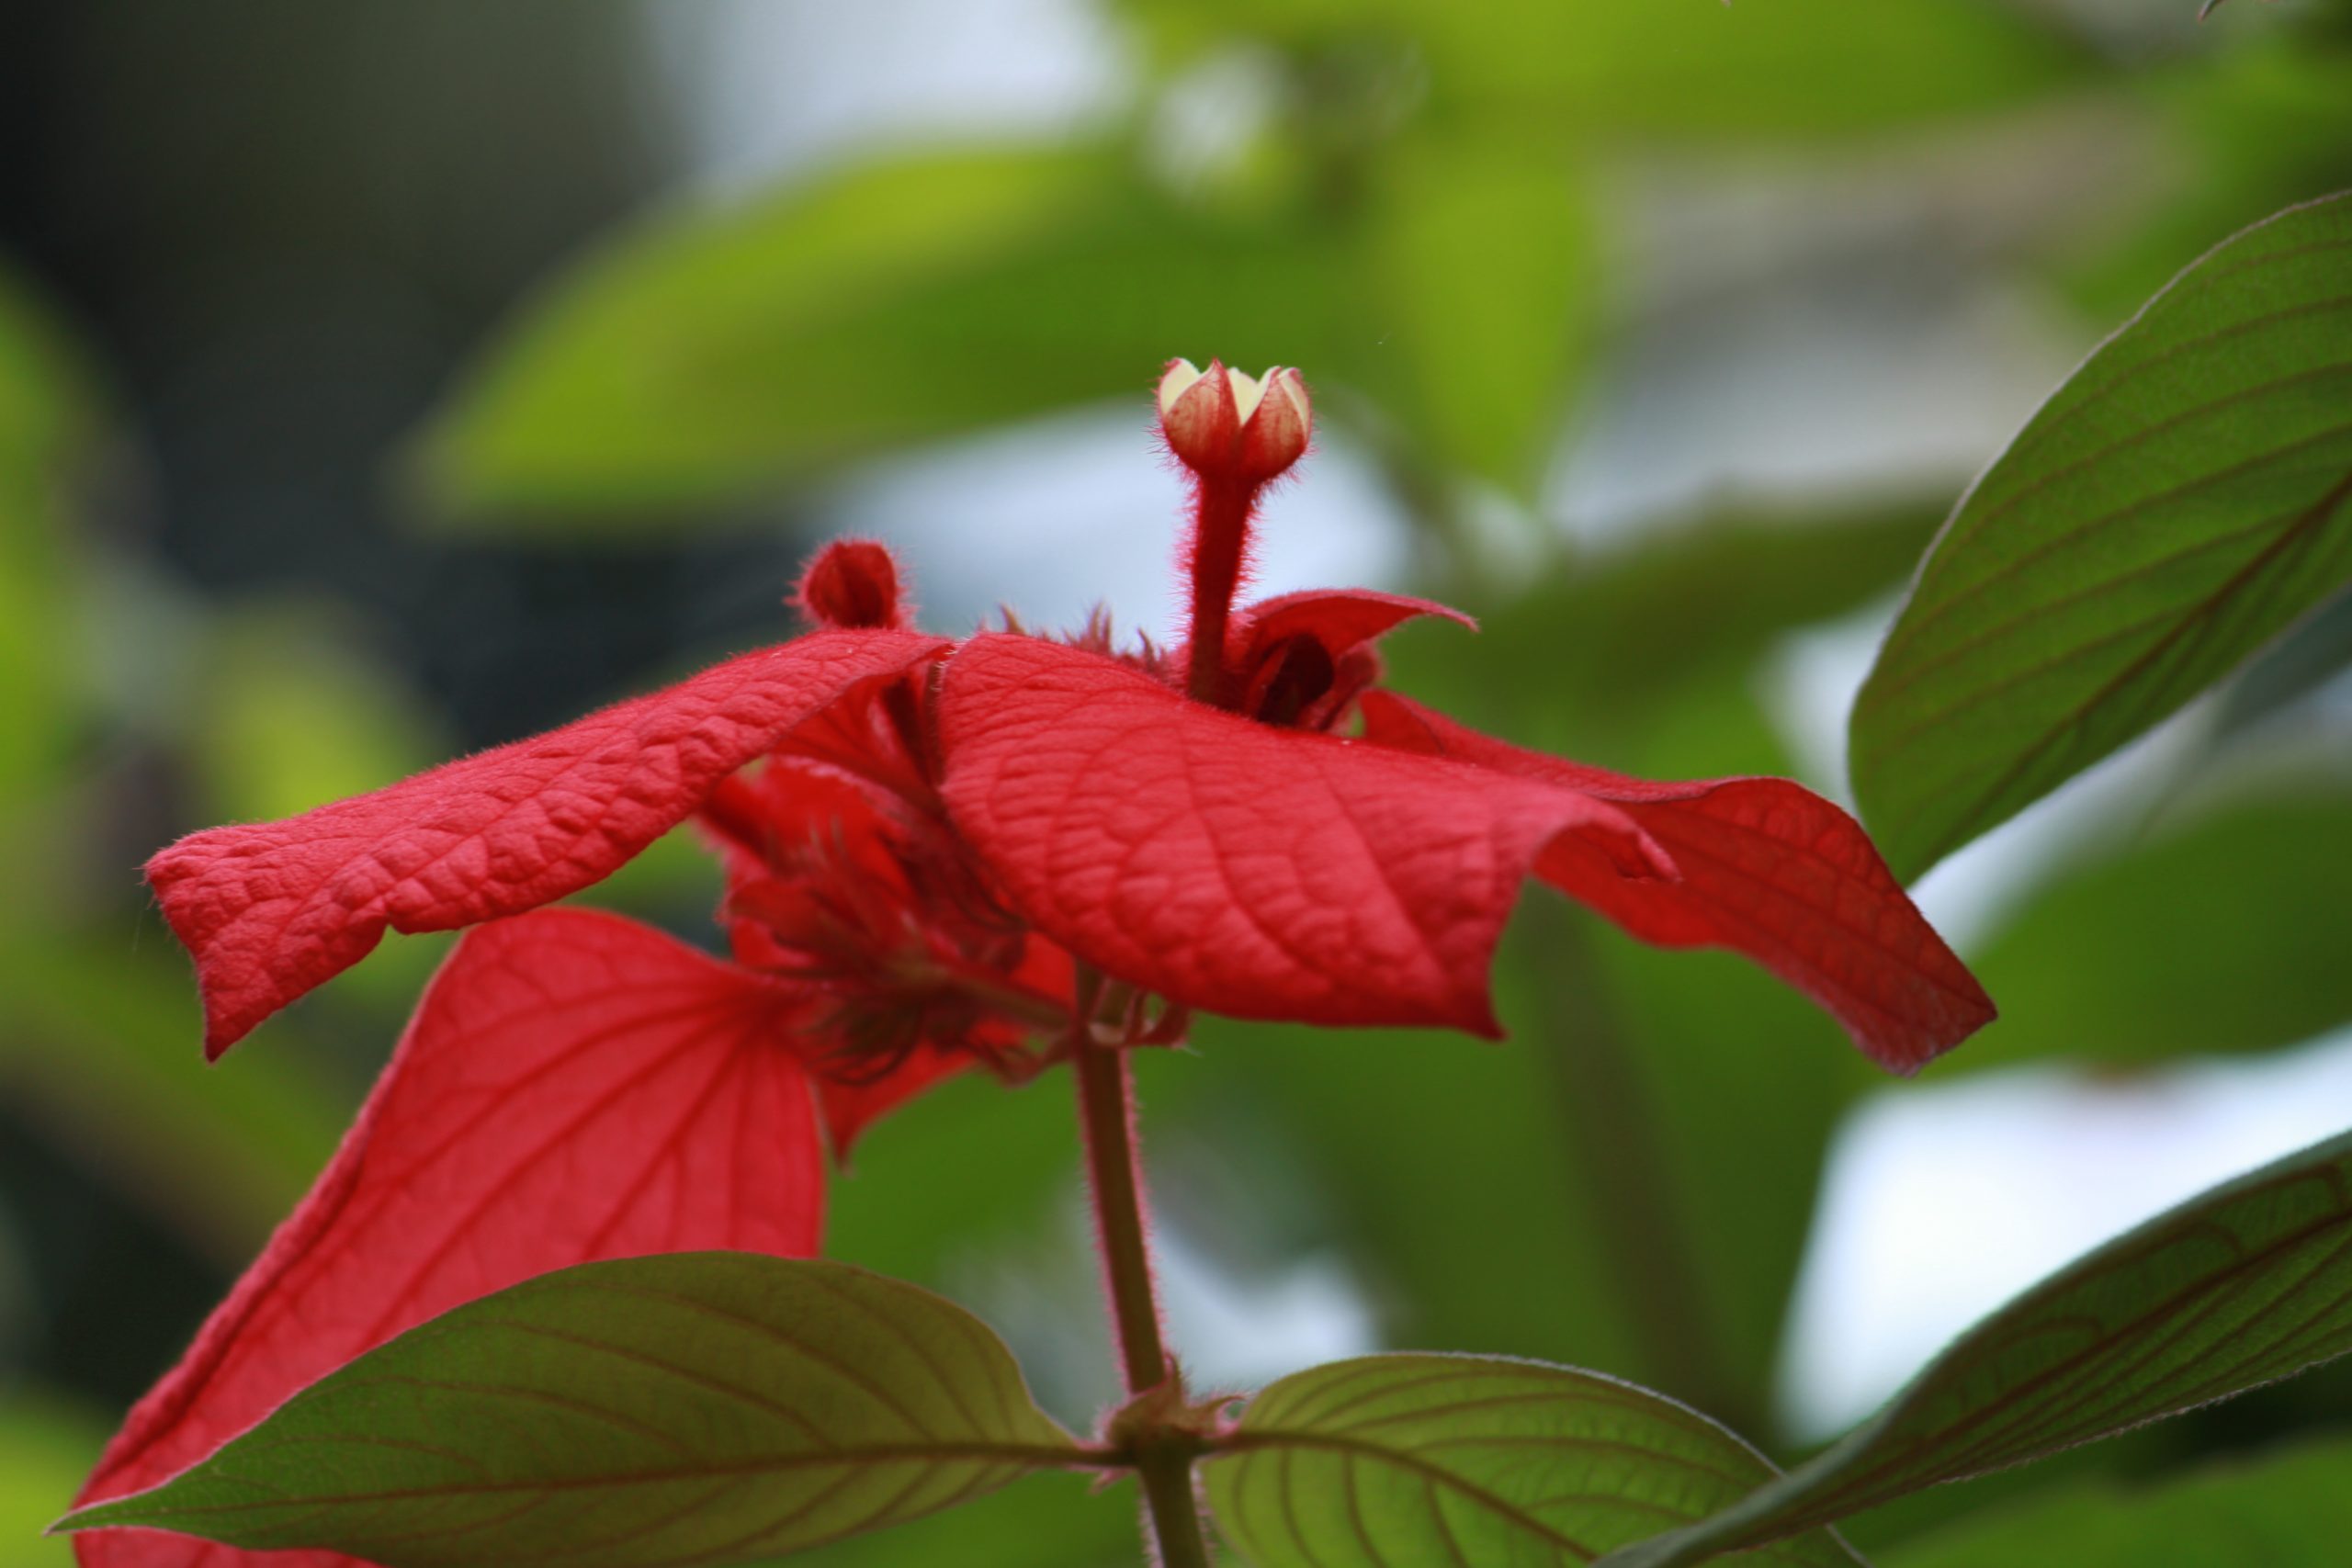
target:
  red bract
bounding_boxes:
[83,363,1991,1566]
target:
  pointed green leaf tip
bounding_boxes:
[1202,1353,1861,1566]
[1600,1123,2352,1566]
[58,1253,1084,1567]
[1850,191,2352,879]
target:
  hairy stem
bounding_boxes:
[1074,1037,1211,1568]
[1184,476,1259,708]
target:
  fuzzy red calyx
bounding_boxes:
[1157,359,1310,486]
[796,537,910,630]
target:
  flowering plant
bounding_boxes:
[64,360,1999,1568]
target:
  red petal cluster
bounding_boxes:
[92,369,1992,1562]
[938,632,1676,1037]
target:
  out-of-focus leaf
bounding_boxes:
[0,264,96,809]
[0,936,350,1265]
[420,146,1349,521]
[1356,135,1595,495]
[1600,1125,2352,1567]
[1203,1354,1861,1567]
[1389,506,1940,736]
[2064,46,2352,327]
[1124,0,2081,138]
[1851,193,2352,880]
[1199,1016,1645,1386]
[62,1254,1085,1566]
[825,1065,1090,1291]
[1884,1434,2352,1568]
[190,605,447,827]
[1955,790,2352,1073]
[0,1393,105,1568]
[1412,0,2085,135]
[770,1468,1138,1568]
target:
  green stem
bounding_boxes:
[1074,1037,1212,1568]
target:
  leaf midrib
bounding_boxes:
[1886,466,2352,869]
[70,1438,1102,1529]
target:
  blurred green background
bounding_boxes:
[6,2,2352,1563]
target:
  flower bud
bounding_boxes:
[1235,366,1310,483]
[1159,359,1311,485]
[795,538,908,630]
[1157,358,1241,475]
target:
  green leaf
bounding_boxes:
[1202,1354,1861,1566]
[1884,1433,2352,1568]
[0,262,97,808]
[190,605,448,828]
[0,1393,105,1568]
[419,145,1347,522]
[769,1469,1139,1568]
[1851,192,2352,878]
[1953,789,2352,1074]
[1598,1124,2352,1567]
[1123,0,2080,139]
[59,1254,1085,1566]
[0,936,349,1264]
[1410,0,2084,137]
[1357,135,1596,495]
[1391,504,1941,729]
[2060,47,2352,328]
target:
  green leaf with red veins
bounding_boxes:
[1201,1354,1861,1567]
[56,1254,1085,1568]
[1851,192,2352,880]
[1600,1125,2352,1567]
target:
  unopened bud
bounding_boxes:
[796,538,908,630]
[1235,366,1310,483]
[1158,358,1241,475]
[1158,358,1311,485]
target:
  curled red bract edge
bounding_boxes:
[1358,691,1996,1072]
[1232,587,1477,671]
[146,628,947,1057]
[72,909,825,1568]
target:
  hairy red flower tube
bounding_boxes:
[76,363,1992,1567]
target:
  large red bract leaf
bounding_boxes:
[147,628,945,1057]
[936,635,1675,1037]
[1358,691,1995,1071]
[74,908,824,1568]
